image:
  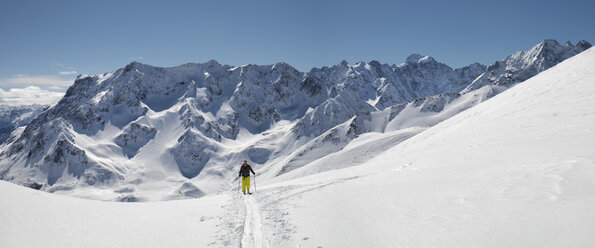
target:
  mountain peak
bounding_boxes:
[406,54,423,64]
[339,60,349,67]
[462,39,591,94]
[535,39,591,52]
[354,61,367,67]
[123,61,148,73]
[203,59,221,67]
[540,39,561,47]
[564,40,573,47]
[127,60,146,68]
[271,62,299,73]
[368,60,382,68]
[576,40,592,50]
[405,54,436,65]
[532,39,591,59]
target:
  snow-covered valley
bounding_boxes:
[1,43,595,247]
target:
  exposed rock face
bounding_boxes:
[115,123,157,158]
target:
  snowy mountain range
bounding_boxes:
[0,39,590,201]
[0,105,46,144]
[3,44,594,248]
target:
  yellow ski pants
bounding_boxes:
[242,176,251,193]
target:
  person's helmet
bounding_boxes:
[244,160,247,163]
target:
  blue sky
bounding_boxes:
[0,0,594,103]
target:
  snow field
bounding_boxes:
[1,46,595,248]
[224,47,595,247]
[0,180,227,248]
[271,47,595,247]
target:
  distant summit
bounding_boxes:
[462,39,591,93]
[404,54,436,64]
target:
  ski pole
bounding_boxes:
[253,174,256,192]
[238,177,241,193]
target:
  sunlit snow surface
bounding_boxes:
[272,47,595,248]
[2,48,595,247]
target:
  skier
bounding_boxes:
[239,160,256,194]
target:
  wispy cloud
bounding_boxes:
[59,71,78,75]
[53,62,76,70]
[0,86,64,106]
[48,85,64,90]
[0,75,74,89]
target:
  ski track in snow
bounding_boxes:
[223,176,359,248]
[240,195,267,248]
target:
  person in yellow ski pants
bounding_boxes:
[239,160,256,194]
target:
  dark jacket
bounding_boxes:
[239,163,255,177]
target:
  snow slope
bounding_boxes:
[233,46,595,247]
[2,47,594,248]
[0,179,228,248]
[257,46,595,247]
